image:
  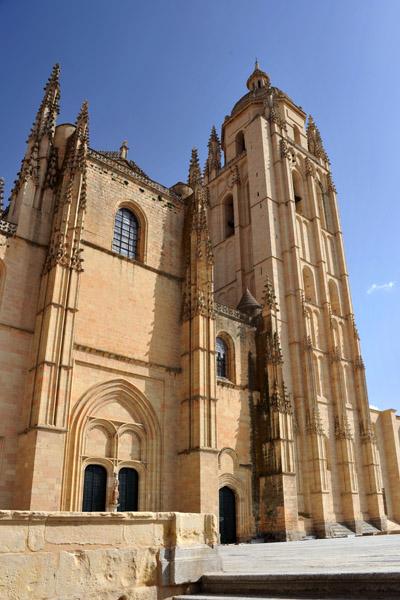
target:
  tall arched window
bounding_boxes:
[225,195,235,238]
[113,208,139,259]
[216,337,228,378]
[235,131,245,156]
[82,464,107,512]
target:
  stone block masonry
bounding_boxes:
[0,511,220,600]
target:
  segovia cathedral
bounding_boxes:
[0,62,399,543]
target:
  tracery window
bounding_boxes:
[216,337,228,378]
[113,208,139,259]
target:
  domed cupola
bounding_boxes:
[246,60,270,91]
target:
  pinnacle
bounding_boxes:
[209,125,220,144]
[76,99,89,124]
[188,146,203,186]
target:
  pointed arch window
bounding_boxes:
[216,337,228,378]
[113,208,139,259]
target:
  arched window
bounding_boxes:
[293,125,301,145]
[292,172,304,215]
[216,337,228,378]
[82,464,107,512]
[235,131,245,156]
[225,195,235,238]
[118,467,138,512]
[113,208,139,259]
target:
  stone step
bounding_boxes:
[193,572,400,598]
[362,520,380,535]
[330,522,355,538]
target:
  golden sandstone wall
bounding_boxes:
[0,511,219,600]
[1,62,400,549]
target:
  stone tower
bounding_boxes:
[205,62,387,537]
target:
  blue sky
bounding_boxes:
[1,0,399,412]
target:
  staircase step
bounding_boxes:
[362,521,380,535]
[330,523,355,538]
[199,572,400,598]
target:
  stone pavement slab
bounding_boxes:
[216,537,400,574]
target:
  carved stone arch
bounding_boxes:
[219,473,252,541]
[112,199,148,263]
[222,192,235,239]
[216,331,236,383]
[292,168,307,216]
[302,266,317,304]
[63,379,161,511]
[117,423,146,462]
[328,278,341,315]
[84,419,117,459]
[218,447,239,471]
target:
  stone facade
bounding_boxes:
[0,62,399,541]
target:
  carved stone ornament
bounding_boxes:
[109,471,120,512]
[265,332,283,365]
[303,335,313,351]
[354,355,365,370]
[269,379,293,415]
[280,138,291,160]
[335,415,353,440]
[262,275,278,310]
[359,420,377,444]
[305,157,315,178]
[306,407,324,435]
[330,346,341,362]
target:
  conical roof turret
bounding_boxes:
[237,288,262,317]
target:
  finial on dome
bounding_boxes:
[255,58,260,70]
[120,140,129,160]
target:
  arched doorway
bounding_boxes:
[82,464,107,511]
[219,486,236,544]
[118,467,139,511]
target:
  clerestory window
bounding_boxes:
[113,208,139,259]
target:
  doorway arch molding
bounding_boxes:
[219,473,251,541]
[62,378,161,511]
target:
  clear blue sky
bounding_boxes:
[1,0,399,412]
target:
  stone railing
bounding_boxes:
[0,220,17,236]
[0,510,220,599]
[215,301,253,324]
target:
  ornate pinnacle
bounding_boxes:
[0,178,4,213]
[205,126,221,174]
[30,63,60,143]
[307,115,328,162]
[75,100,89,144]
[262,275,278,310]
[209,125,219,144]
[188,147,202,187]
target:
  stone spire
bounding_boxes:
[29,63,60,146]
[205,126,221,176]
[307,115,328,161]
[188,147,202,188]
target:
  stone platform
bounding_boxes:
[175,536,400,599]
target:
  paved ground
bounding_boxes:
[218,536,400,574]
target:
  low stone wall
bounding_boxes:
[0,510,221,599]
